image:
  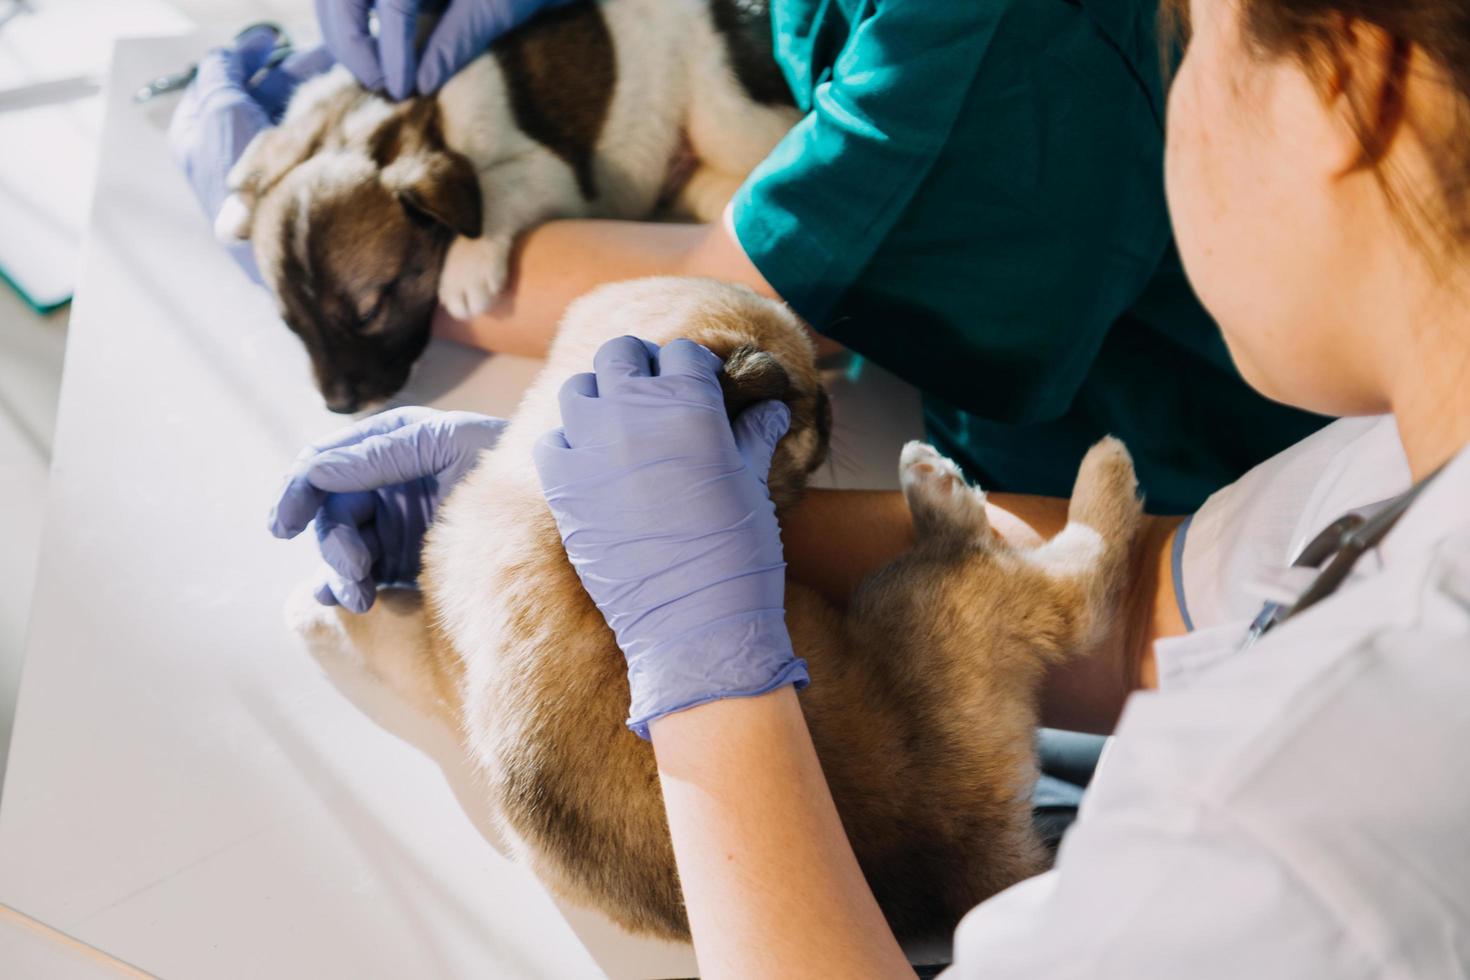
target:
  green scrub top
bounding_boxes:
[730,0,1328,514]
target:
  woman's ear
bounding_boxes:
[1318,15,1410,176]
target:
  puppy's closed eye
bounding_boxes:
[354,281,397,334]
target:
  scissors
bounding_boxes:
[1238,461,1445,652]
[132,22,293,104]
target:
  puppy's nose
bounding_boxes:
[322,382,360,415]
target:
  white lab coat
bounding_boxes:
[945,417,1470,979]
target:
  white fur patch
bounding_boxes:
[439,235,512,319]
[1025,523,1106,578]
[340,98,396,144]
[214,194,252,242]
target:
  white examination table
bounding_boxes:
[0,32,926,979]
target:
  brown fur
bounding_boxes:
[236,89,479,411]
[306,279,1146,944]
[708,0,796,107]
[494,3,616,200]
[226,1,799,412]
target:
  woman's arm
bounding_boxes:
[651,688,914,980]
[782,488,1186,732]
[431,218,775,356]
[647,494,1183,977]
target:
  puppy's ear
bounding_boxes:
[719,346,793,418]
[383,150,483,239]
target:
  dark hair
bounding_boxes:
[1162,0,1470,247]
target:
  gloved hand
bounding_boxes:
[270,407,508,612]
[168,26,334,283]
[316,0,574,100]
[533,336,807,739]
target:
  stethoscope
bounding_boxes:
[1239,462,1445,651]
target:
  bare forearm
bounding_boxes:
[432,218,776,356]
[650,688,913,980]
[642,496,1183,975]
[782,490,917,603]
[782,489,1068,606]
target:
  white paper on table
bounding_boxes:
[0,0,190,310]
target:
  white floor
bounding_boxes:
[0,0,316,786]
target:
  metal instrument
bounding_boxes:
[132,21,293,104]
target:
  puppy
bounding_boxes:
[220,0,798,412]
[292,276,1145,943]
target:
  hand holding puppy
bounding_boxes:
[167,27,333,282]
[533,336,807,739]
[318,0,575,100]
[270,407,507,612]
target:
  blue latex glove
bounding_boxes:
[270,407,508,612]
[533,336,808,739]
[168,27,334,283]
[316,0,574,100]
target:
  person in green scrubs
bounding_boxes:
[733,0,1327,511]
[433,0,1329,512]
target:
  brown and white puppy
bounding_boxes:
[291,277,1146,943]
[220,0,798,413]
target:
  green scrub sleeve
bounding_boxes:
[730,1,992,328]
[734,0,1177,426]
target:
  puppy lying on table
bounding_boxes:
[285,275,1145,944]
[216,0,799,413]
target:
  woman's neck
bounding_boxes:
[1387,281,1470,481]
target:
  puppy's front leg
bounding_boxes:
[440,236,515,320]
[438,151,589,320]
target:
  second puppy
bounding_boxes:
[220,0,798,412]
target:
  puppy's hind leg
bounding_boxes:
[679,11,800,222]
[670,167,746,223]
[1066,438,1143,543]
[1023,438,1144,664]
[286,584,458,729]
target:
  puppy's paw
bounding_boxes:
[213,193,253,243]
[1067,436,1143,540]
[285,580,371,678]
[284,583,448,725]
[285,580,334,633]
[900,441,992,540]
[439,235,510,319]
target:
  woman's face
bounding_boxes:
[1165,0,1389,416]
